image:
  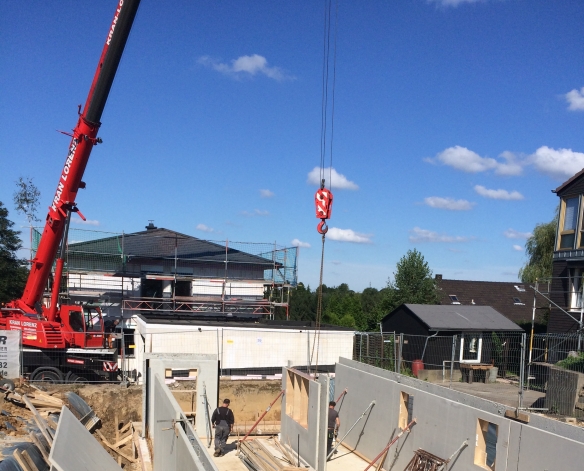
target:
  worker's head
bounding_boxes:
[223,399,230,406]
[329,401,336,408]
[113,319,120,326]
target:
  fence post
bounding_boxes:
[359,334,362,363]
[398,333,403,374]
[519,332,526,409]
[393,332,396,372]
[450,335,457,389]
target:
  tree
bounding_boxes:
[0,202,28,304]
[519,210,558,283]
[381,249,439,314]
[13,177,41,224]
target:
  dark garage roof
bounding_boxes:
[387,304,523,332]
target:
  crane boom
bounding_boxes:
[13,0,141,318]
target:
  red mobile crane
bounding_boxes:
[0,0,141,382]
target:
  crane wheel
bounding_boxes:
[0,379,15,391]
[30,367,64,384]
[65,371,88,384]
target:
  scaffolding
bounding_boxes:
[31,227,298,320]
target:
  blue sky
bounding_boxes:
[2,0,584,291]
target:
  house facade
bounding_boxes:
[549,169,584,333]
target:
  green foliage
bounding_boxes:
[556,352,584,372]
[13,177,41,223]
[380,249,439,314]
[286,249,438,330]
[0,202,28,303]
[519,208,558,283]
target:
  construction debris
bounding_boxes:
[239,438,296,471]
[403,449,447,471]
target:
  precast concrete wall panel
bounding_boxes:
[153,375,178,471]
[280,368,328,470]
[336,357,584,471]
[150,373,218,471]
[144,355,218,436]
[513,424,584,471]
[134,316,354,376]
[49,406,121,471]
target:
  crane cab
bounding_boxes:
[61,304,105,349]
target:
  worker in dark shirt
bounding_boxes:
[327,401,340,459]
[211,398,234,456]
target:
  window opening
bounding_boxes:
[560,197,579,249]
[513,297,524,305]
[569,268,583,311]
[460,334,482,363]
[449,295,460,304]
[398,392,413,430]
[83,307,102,332]
[514,285,525,292]
[474,419,497,469]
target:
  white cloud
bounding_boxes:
[428,0,482,6]
[307,167,359,190]
[409,227,471,243]
[565,87,584,111]
[327,227,372,243]
[198,54,294,81]
[241,209,270,217]
[424,196,474,210]
[513,245,523,252]
[474,185,524,201]
[260,189,274,198]
[291,239,311,248]
[427,146,523,176]
[72,217,99,226]
[504,229,532,239]
[196,223,215,233]
[529,146,584,180]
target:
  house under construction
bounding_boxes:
[33,223,298,321]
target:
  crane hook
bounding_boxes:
[317,220,328,234]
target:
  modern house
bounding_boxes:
[548,168,584,334]
[381,304,523,372]
[435,275,548,328]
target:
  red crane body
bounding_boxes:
[1,0,141,360]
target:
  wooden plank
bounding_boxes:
[29,433,50,464]
[133,429,153,471]
[21,450,41,471]
[115,414,122,466]
[112,432,134,449]
[13,450,34,471]
[95,429,137,463]
[21,394,53,446]
[504,410,530,423]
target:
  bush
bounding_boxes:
[556,352,584,372]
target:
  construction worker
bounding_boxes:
[211,398,234,457]
[327,401,340,459]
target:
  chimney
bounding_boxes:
[435,274,443,281]
[145,220,157,231]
